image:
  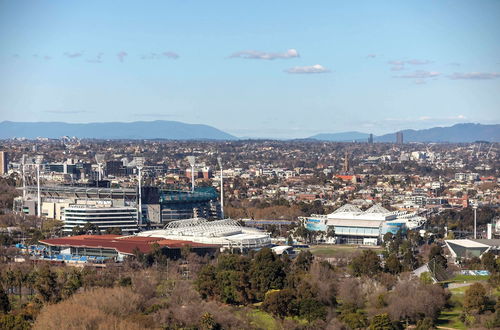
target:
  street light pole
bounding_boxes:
[217,156,224,219]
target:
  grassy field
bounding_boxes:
[307,245,382,257]
[451,274,490,282]
[436,286,467,329]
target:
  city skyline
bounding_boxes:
[1,0,500,138]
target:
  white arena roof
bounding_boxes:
[137,218,271,249]
[309,203,427,230]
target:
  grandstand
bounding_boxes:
[14,185,221,225]
[138,218,271,250]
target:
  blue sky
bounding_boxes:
[0,0,499,138]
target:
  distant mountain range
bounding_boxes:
[308,131,370,142]
[0,120,237,140]
[309,123,500,143]
[0,121,498,142]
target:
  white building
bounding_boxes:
[302,204,427,245]
[63,205,139,235]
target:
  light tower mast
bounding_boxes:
[217,156,224,219]
[35,155,44,218]
[135,157,145,225]
[473,205,477,239]
[21,154,26,199]
[95,154,106,185]
[187,156,196,193]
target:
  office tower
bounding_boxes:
[342,151,350,173]
[368,134,373,144]
[0,151,9,175]
[396,131,404,145]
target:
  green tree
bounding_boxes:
[326,226,335,238]
[385,253,402,274]
[82,222,100,235]
[196,265,218,299]
[214,254,252,304]
[34,265,59,303]
[463,282,488,314]
[0,286,10,313]
[199,312,220,330]
[293,250,314,272]
[481,252,497,273]
[61,269,82,298]
[350,250,381,277]
[298,298,327,322]
[262,289,296,319]
[428,244,447,269]
[249,248,286,300]
[419,272,433,285]
[340,310,368,329]
[105,227,123,235]
[71,225,85,236]
[415,317,434,330]
[369,313,395,330]
[0,314,31,330]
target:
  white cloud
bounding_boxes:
[141,51,179,60]
[406,59,432,65]
[285,64,330,74]
[229,49,299,60]
[449,72,500,80]
[64,52,84,58]
[395,70,440,79]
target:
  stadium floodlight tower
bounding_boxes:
[94,153,106,183]
[135,156,145,225]
[35,155,44,217]
[473,204,478,239]
[217,156,224,219]
[187,156,196,193]
[21,154,27,199]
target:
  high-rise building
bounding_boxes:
[368,134,373,144]
[0,151,9,175]
[342,151,350,173]
[106,160,124,177]
[396,131,404,145]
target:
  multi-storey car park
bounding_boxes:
[62,205,139,235]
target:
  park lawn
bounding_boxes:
[435,280,487,329]
[437,289,467,330]
[451,274,490,282]
[436,308,466,330]
[449,285,469,295]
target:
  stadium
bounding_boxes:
[302,204,427,245]
[138,218,272,251]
